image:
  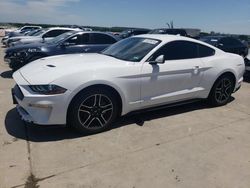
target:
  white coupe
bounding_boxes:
[12,34,245,133]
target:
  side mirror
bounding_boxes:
[149,55,165,65]
[60,42,70,48]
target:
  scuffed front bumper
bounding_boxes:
[12,71,70,125]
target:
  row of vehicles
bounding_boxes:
[1,26,248,134]
[4,27,119,70]
[3,26,250,72]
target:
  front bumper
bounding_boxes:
[245,58,250,71]
[4,53,29,69]
[12,71,70,125]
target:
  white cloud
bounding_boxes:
[0,0,82,25]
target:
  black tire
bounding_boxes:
[208,75,234,107]
[68,88,119,134]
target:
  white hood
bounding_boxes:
[18,53,125,84]
[10,36,40,40]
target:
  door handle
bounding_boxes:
[193,66,201,74]
[193,66,201,69]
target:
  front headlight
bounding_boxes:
[9,38,21,43]
[14,50,28,57]
[29,85,67,95]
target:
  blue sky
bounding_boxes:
[0,0,249,34]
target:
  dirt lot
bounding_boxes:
[0,40,250,188]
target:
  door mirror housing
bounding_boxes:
[60,42,71,48]
[149,55,165,65]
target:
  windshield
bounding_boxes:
[47,31,77,44]
[33,29,47,36]
[102,37,161,62]
[26,29,42,36]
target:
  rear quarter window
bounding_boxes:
[198,44,215,57]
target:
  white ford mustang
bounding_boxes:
[12,34,245,133]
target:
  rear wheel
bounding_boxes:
[68,88,119,134]
[208,75,234,106]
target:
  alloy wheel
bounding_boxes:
[215,78,233,104]
[77,94,113,130]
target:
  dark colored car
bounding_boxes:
[245,57,250,73]
[149,28,188,37]
[4,31,119,71]
[119,28,151,39]
[200,36,248,57]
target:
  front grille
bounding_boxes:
[13,85,24,101]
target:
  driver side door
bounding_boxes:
[140,41,204,108]
[60,33,91,54]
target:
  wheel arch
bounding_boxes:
[66,83,125,121]
[209,70,237,95]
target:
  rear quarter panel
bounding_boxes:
[199,52,245,98]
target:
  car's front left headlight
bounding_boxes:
[9,38,21,43]
[29,85,67,95]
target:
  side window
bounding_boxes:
[65,34,82,45]
[81,34,90,44]
[43,30,68,38]
[150,41,199,61]
[90,33,116,44]
[219,38,240,46]
[198,44,215,57]
[230,38,242,46]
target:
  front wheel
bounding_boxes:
[208,75,234,106]
[68,88,119,134]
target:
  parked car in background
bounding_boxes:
[2,29,42,46]
[200,36,248,57]
[119,28,151,39]
[12,34,245,134]
[6,27,81,47]
[149,28,188,37]
[5,31,119,70]
[245,57,250,73]
[4,25,42,36]
[2,26,42,45]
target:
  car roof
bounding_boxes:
[201,36,230,39]
[133,34,193,42]
[133,34,218,49]
[46,27,82,31]
[71,31,119,40]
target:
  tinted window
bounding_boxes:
[198,44,215,57]
[90,33,116,44]
[102,37,160,62]
[43,30,69,38]
[151,41,198,61]
[219,37,242,46]
[81,34,90,44]
[66,34,82,45]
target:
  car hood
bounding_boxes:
[18,53,126,84]
[10,36,40,40]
